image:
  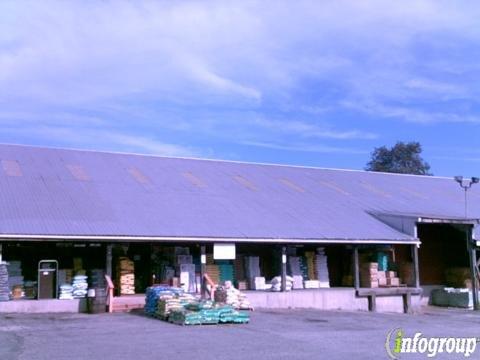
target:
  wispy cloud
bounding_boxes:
[250,117,378,140]
[241,141,367,155]
[431,155,480,163]
[341,101,480,124]
[2,125,199,157]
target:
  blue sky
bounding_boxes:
[0,1,479,176]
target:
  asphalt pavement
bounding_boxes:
[1,307,480,360]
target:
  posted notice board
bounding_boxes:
[213,243,236,260]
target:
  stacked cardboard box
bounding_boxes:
[377,271,387,286]
[117,257,135,295]
[236,280,248,291]
[377,270,400,287]
[251,277,266,290]
[360,262,379,288]
[304,280,321,289]
[386,271,400,287]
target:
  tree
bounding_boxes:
[365,141,432,175]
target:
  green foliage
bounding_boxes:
[366,141,432,175]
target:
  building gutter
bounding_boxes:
[0,233,420,245]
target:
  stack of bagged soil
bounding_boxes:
[0,263,10,301]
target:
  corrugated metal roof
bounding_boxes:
[0,143,478,243]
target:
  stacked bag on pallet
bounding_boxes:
[144,285,251,326]
[72,275,88,298]
[157,296,184,319]
[214,281,252,310]
[169,304,249,325]
[219,307,250,324]
[178,292,197,305]
[59,284,74,300]
[270,275,293,292]
[0,263,9,301]
[169,310,203,325]
[144,286,183,316]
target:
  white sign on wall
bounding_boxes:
[213,243,236,260]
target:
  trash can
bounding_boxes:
[38,260,58,299]
[87,288,107,314]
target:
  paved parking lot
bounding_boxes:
[1,308,480,360]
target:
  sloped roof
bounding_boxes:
[0,143,478,243]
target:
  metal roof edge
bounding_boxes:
[0,142,454,180]
[0,234,420,244]
[370,211,480,224]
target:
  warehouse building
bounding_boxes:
[0,143,478,313]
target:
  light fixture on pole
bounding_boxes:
[454,176,480,310]
[454,176,479,219]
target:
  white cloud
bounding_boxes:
[1,0,478,107]
[0,0,479,159]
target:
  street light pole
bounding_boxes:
[454,176,480,310]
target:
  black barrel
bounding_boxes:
[87,288,107,314]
